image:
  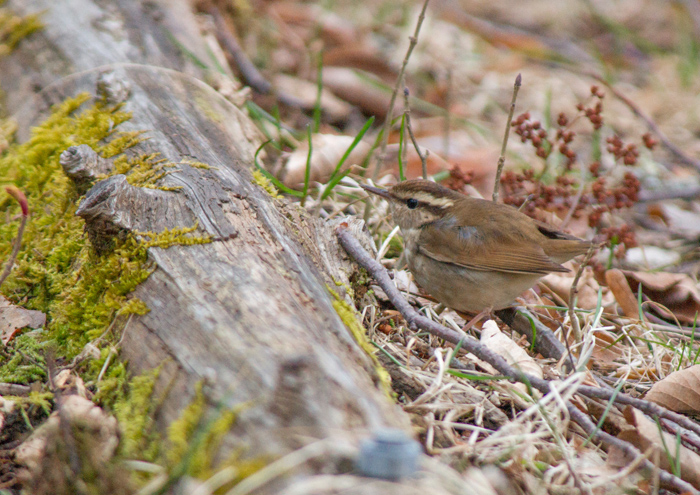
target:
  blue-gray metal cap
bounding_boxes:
[355,429,422,481]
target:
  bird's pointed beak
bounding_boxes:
[360,183,391,199]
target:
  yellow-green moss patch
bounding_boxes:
[328,286,392,395]
[0,4,42,56]
[252,169,281,198]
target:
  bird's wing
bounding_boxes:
[418,223,568,275]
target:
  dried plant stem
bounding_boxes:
[204,1,304,109]
[443,67,452,159]
[567,246,596,344]
[336,225,700,495]
[561,162,587,229]
[373,0,431,180]
[403,87,428,179]
[0,215,26,288]
[0,187,28,288]
[492,73,522,202]
[589,73,700,173]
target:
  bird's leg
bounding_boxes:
[460,306,494,332]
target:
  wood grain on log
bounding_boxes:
[1,0,412,482]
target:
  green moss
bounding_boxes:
[194,93,223,123]
[0,90,215,470]
[0,94,214,365]
[0,4,42,56]
[252,169,281,198]
[0,334,47,383]
[166,383,242,479]
[112,366,161,461]
[181,158,214,170]
[328,287,392,395]
[112,152,181,190]
[0,81,266,488]
[167,384,206,467]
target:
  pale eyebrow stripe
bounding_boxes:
[410,192,454,208]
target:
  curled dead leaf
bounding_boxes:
[322,67,392,117]
[480,320,543,380]
[623,271,700,323]
[605,268,641,319]
[645,364,700,414]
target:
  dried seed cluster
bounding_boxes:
[498,86,645,255]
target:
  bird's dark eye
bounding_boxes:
[406,198,419,209]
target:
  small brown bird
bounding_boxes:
[362,179,591,316]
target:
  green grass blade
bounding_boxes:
[398,113,406,181]
[301,126,313,207]
[319,116,375,201]
[313,52,323,133]
[254,140,303,198]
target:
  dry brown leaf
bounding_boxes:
[0,296,46,344]
[541,266,614,310]
[624,271,700,323]
[480,320,543,380]
[613,406,700,489]
[272,74,353,123]
[625,246,681,270]
[382,143,451,180]
[280,133,371,188]
[589,328,625,369]
[644,365,700,414]
[605,268,641,319]
[658,203,700,238]
[323,46,396,82]
[322,67,392,117]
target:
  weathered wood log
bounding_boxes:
[0,0,442,489]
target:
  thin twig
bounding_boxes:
[443,67,452,160]
[0,383,30,396]
[336,224,700,494]
[403,87,428,179]
[203,1,305,109]
[589,73,700,173]
[492,73,522,202]
[561,162,587,229]
[567,246,596,344]
[0,187,28,288]
[373,0,431,180]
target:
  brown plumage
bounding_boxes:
[363,179,591,313]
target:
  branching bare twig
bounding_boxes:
[373,0,431,180]
[493,73,522,202]
[336,223,700,495]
